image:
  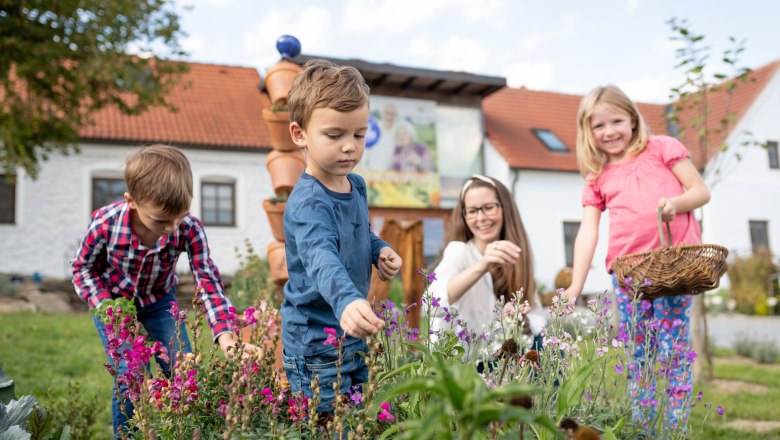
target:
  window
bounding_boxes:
[532,129,568,152]
[768,141,779,170]
[92,178,127,212]
[563,221,580,267]
[202,182,235,226]
[0,174,16,224]
[749,220,770,253]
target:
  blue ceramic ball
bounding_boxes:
[276,35,301,60]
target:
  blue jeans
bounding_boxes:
[283,340,369,413]
[93,292,192,439]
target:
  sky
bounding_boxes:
[176,0,780,104]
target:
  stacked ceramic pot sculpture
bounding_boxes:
[262,35,304,289]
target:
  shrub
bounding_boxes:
[228,239,274,310]
[751,338,780,364]
[727,250,777,315]
[732,331,755,358]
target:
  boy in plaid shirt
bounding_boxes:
[71,144,256,438]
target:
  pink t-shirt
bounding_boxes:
[582,135,702,272]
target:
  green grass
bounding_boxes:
[2,311,779,439]
[0,312,114,439]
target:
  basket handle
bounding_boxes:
[657,207,673,248]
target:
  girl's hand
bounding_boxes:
[377,247,402,281]
[483,240,521,267]
[657,197,677,222]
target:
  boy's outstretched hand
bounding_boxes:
[377,247,402,281]
[217,332,261,360]
[341,299,385,338]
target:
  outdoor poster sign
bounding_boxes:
[357,96,440,208]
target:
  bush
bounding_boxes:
[732,331,755,358]
[227,239,274,311]
[727,251,777,315]
[751,339,780,364]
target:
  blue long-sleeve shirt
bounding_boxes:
[281,173,389,356]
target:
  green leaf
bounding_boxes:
[0,369,15,405]
[556,361,597,419]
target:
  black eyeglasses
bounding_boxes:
[463,202,502,219]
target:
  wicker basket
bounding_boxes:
[611,208,729,300]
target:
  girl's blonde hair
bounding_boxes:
[445,175,536,305]
[576,85,650,178]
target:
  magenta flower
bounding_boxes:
[614,364,624,375]
[717,405,725,416]
[377,402,395,423]
[261,387,274,404]
[244,307,257,326]
[431,296,441,307]
[427,272,437,283]
[348,385,362,405]
[323,327,339,347]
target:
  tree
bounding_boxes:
[0,0,189,178]
[666,17,762,381]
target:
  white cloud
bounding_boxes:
[619,75,674,103]
[342,0,448,33]
[626,0,641,12]
[503,62,555,89]
[453,0,509,28]
[437,36,489,73]
[243,7,333,69]
[408,34,433,56]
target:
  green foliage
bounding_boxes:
[0,0,189,178]
[0,275,20,298]
[46,381,101,439]
[727,251,777,314]
[228,239,273,311]
[666,17,762,187]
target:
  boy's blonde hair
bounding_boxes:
[576,85,649,178]
[124,144,193,215]
[287,59,370,130]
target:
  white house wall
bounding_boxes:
[703,68,780,260]
[0,144,274,279]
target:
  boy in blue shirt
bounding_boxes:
[281,59,402,412]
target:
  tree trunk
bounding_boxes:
[690,295,713,382]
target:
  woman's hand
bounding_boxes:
[483,240,521,268]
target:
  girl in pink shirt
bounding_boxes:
[564,85,710,431]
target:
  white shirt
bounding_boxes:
[428,240,546,339]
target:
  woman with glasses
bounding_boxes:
[428,175,545,357]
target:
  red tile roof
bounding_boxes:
[482,87,668,171]
[673,60,780,169]
[79,62,271,150]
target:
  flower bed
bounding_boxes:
[95,273,723,439]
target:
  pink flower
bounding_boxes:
[323,327,339,347]
[377,402,395,423]
[261,387,274,404]
[244,307,257,326]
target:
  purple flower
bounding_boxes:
[686,349,698,363]
[717,405,725,416]
[348,386,362,405]
[644,278,651,286]
[431,296,441,307]
[697,391,703,401]
[323,327,339,347]
[427,272,437,283]
[614,364,624,375]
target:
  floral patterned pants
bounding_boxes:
[614,277,693,432]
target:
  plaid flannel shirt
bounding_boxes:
[71,201,232,340]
